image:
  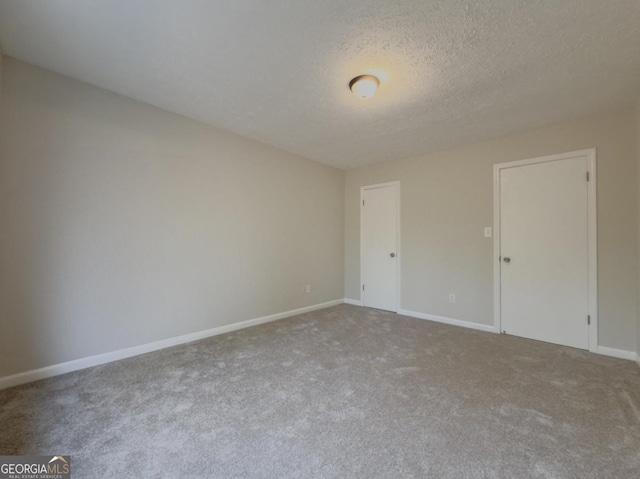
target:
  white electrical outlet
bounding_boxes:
[304,284,312,294]
[449,293,456,304]
[484,227,492,238]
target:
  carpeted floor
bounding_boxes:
[1,304,639,478]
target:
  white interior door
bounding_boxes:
[362,183,398,312]
[499,155,591,349]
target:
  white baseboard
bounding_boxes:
[344,298,362,306]
[595,346,636,361]
[397,309,497,333]
[0,299,344,391]
[398,310,636,361]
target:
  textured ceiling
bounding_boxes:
[1,1,639,169]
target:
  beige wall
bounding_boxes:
[346,110,638,352]
[637,100,640,358]
[0,57,345,378]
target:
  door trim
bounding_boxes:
[493,149,597,352]
[360,181,401,311]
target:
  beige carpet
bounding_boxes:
[1,304,639,478]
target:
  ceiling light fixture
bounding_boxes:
[349,75,379,99]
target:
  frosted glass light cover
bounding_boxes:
[350,75,379,99]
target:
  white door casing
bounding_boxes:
[361,182,400,312]
[493,150,597,351]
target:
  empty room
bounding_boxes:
[1,1,639,478]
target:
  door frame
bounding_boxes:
[360,181,401,311]
[493,149,597,352]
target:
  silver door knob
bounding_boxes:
[503,257,511,263]
[390,253,396,258]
